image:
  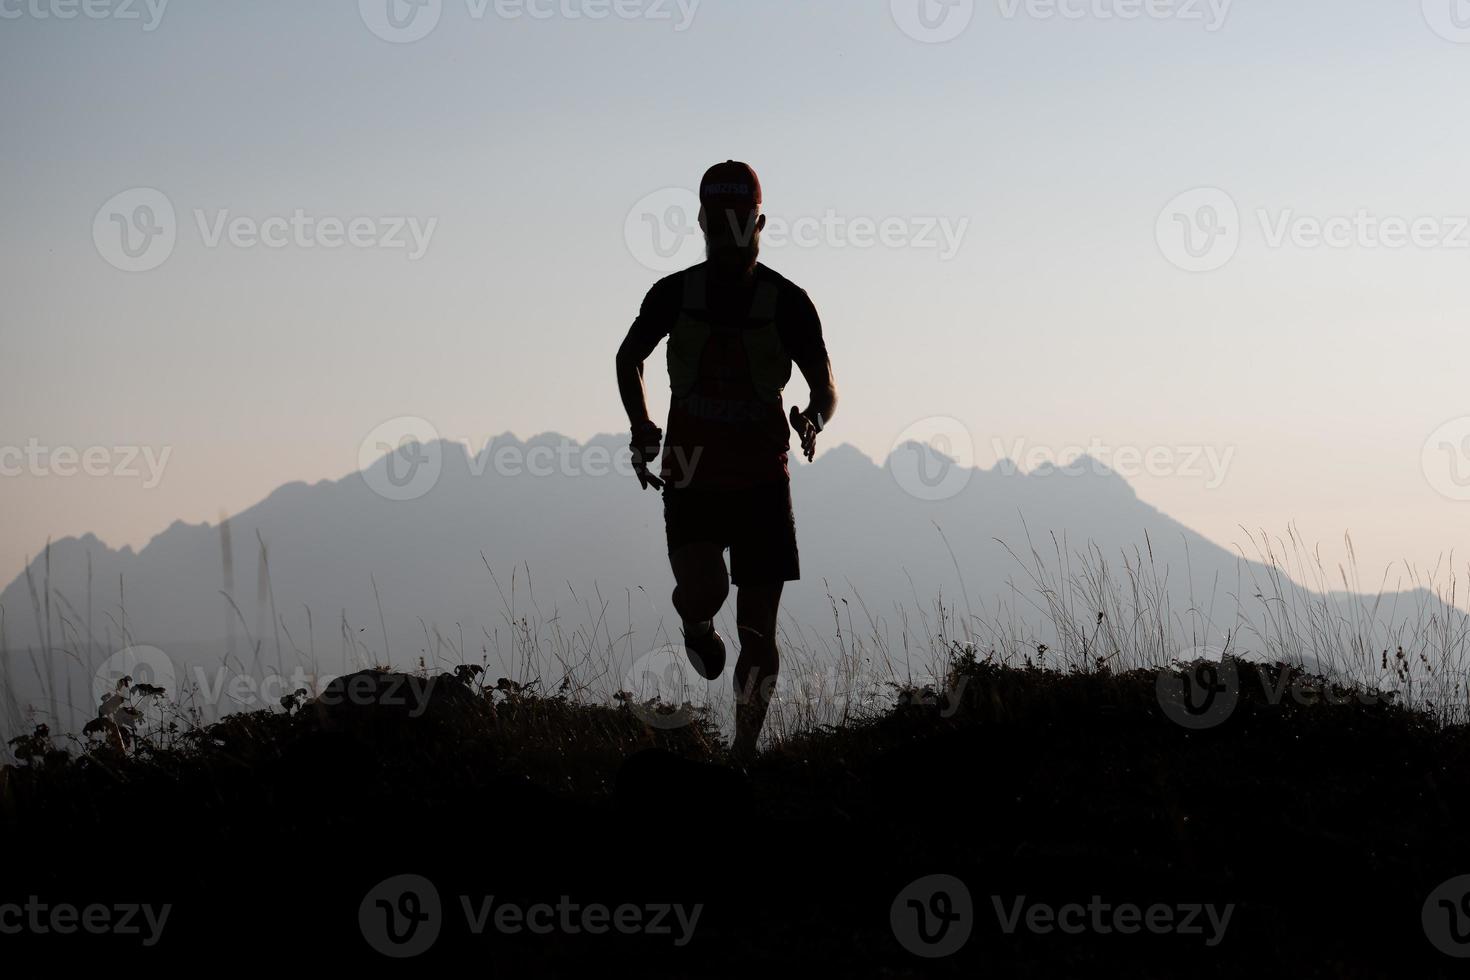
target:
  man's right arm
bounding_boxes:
[615,277,677,429]
[616,277,678,488]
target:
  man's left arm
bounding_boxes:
[784,289,838,461]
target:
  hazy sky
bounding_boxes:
[4,0,1470,595]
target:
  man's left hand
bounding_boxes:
[789,407,819,462]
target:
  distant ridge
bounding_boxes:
[0,433,1446,682]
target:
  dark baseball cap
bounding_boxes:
[700,161,762,213]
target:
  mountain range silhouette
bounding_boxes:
[1,433,1442,716]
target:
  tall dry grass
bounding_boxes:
[3,526,1468,763]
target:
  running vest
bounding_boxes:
[666,266,791,402]
[660,266,795,489]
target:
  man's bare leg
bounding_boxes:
[732,582,783,759]
[670,542,730,678]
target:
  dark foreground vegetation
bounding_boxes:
[5,654,1470,977]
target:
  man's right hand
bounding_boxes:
[630,420,664,490]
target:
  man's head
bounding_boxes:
[699,160,765,275]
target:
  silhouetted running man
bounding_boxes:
[616,161,838,759]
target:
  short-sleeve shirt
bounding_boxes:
[621,262,828,490]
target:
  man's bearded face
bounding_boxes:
[704,207,762,274]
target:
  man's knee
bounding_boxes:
[674,577,729,622]
[736,622,778,656]
[735,586,782,661]
[670,544,729,622]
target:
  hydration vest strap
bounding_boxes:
[750,280,778,321]
[681,267,779,322]
[682,267,708,313]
